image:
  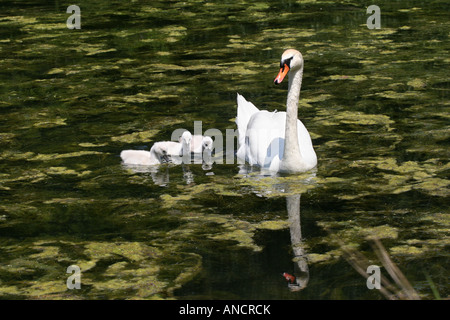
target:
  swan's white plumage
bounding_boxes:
[120,131,192,166]
[162,130,192,164]
[185,135,212,154]
[236,94,259,153]
[237,103,316,171]
[121,142,168,165]
[120,150,156,165]
[236,49,317,173]
[200,136,213,153]
[167,130,192,156]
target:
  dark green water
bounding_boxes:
[0,0,448,299]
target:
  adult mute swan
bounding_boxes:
[121,142,169,165]
[236,49,317,173]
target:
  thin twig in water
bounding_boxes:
[330,231,420,300]
[370,238,420,300]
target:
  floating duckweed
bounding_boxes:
[398,7,422,13]
[374,90,425,99]
[327,75,368,81]
[79,142,108,148]
[309,221,403,265]
[21,23,64,31]
[227,38,257,49]
[177,212,276,252]
[218,63,258,76]
[413,178,449,197]
[0,132,15,142]
[43,198,93,205]
[262,28,315,39]
[161,25,187,38]
[3,169,47,184]
[75,43,118,56]
[76,260,97,272]
[360,225,398,240]
[308,251,337,264]
[384,177,412,194]
[0,238,207,299]
[299,94,333,108]
[315,110,394,127]
[247,2,270,11]
[122,93,158,103]
[0,151,34,161]
[47,68,65,75]
[407,78,426,89]
[160,194,193,208]
[29,245,60,260]
[29,151,104,161]
[0,286,21,296]
[85,242,157,262]
[421,213,450,228]
[105,261,128,275]
[370,28,397,36]
[111,129,159,143]
[0,15,37,24]
[390,245,424,256]
[303,94,333,103]
[255,220,290,230]
[47,167,92,177]
[33,117,67,128]
[25,281,68,298]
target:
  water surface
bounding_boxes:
[0,0,448,299]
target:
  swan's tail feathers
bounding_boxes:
[236,93,259,149]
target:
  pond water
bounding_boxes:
[0,0,448,300]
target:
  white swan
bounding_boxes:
[189,135,213,154]
[165,130,192,164]
[120,142,169,165]
[236,49,317,173]
[120,131,192,166]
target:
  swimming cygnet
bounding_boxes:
[189,135,213,154]
[159,130,192,164]
[120,142,169,166]
[166,131,192,156]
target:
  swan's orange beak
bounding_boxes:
[274,64,290,85]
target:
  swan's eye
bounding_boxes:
[280,56,293,69]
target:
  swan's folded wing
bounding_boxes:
[236,93,260,148]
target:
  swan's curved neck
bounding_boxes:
[282,67,303,171]
[149,146,159,161]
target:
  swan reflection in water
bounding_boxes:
[285,193,309,291]
[239,165,315,292]
[123,157,312,291]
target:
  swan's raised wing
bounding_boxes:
[236,93,260,149]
